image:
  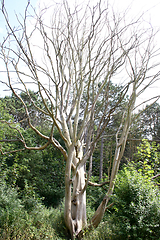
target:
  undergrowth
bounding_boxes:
[0,167,159,240]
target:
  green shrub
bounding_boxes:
[0,179,24,228]
[133,139,160,183]
[0,180,60,239]
[107,167,160,239]
[46,199,71,239]
[86,175,107,210]
[83,221,113,240]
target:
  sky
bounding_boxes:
[0,0,160,107]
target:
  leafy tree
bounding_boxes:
[0,0,160,238]
[128,103,160,142]
[109,166,160,239]
[119,103,160,164]
[0,98,65,206]
[1,91,51,129]
[138,103,160,141]
[133,139,160,183]
[91,82,128,179]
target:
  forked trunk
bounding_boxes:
[71,165,87,235]
[64,143,87,239]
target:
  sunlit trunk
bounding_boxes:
[71,165,87,235]
[64,142,87,239]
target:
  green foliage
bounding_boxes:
[0,179,67,240]
[121,103,160,164]
[134,139,160,183]
[1,91,160,239]
[83,222,113,240]
[107,167,160,239]
[0,94,65,207]
[0,99,24,155]
[3,148,65,207]
[86,176,107,210]
[137,103,160,141]
[0,179,23,229]
[1,91,51,130]
[0,127,65,207]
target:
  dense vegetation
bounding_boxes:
[0,93,160,239]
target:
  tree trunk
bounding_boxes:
[71,165,87,236]
[64,142,87,239]
[99,135,104,181]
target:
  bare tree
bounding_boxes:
[0,0,160,238]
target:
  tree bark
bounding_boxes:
[64,141,87,239]
[99,135,104,181]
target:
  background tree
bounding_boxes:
[133,139,160,183]
[135,103,160,141]
[0,0,160,238]
[0,96,65,207]
[1,91,50,129]
[121,102,160,164]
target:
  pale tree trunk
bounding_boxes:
[99,135,104,182]
[64,141,87,239]
[89,155,93,177]
[71,164,87,235]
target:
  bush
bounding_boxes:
[0,179,24,231]
[86,175,107,210]
[0,180,60,239]
[107,167,160,240]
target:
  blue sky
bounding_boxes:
[0,0,39,97]
[0,0,38,39]
[1,0,160,39]
[0,0,160,105]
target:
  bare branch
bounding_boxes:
[88,181,109,187]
